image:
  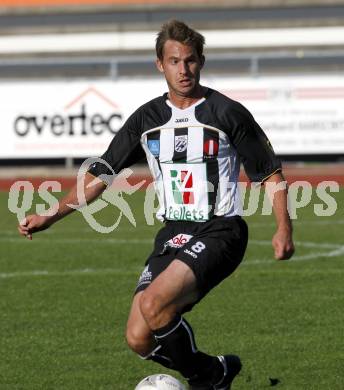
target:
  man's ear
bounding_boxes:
[156,58,164,73]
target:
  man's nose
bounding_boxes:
[179,61,188,74]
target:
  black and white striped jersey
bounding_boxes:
[89,88,281,222]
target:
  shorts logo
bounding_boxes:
[184,249,198,259]
[174,135,188,153]
[170,170,194,205]
[204,139,219,157]
[148,140,160,156]
[166,233,193,248]
[137,266,152,287]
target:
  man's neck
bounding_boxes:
[168,86,206,109]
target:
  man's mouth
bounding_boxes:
[179,79,192,86]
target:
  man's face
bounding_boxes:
[156,40,204,98]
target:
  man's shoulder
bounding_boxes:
[127,94,171,132]
[197,87,253,127]
[205,87,249,114]
[135,95,167,114]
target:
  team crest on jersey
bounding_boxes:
[174,135,188,153]
[204,139,219,157]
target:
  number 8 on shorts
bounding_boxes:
[191,241,206,253]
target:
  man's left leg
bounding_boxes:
[139,259,232,389]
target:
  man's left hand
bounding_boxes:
[272,229,295,260]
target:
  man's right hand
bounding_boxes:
[18,215,53,240]
[17,172,106,241]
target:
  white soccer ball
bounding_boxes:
[135,374,186,390]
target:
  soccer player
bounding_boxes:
[18,20,294,390]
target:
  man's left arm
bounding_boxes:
[226,104,295,259]
[264,172,295,260]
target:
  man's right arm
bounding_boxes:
[18,105,145,240]
[18,172,106,240]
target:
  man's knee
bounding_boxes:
[140,290,178,329]
[140,291,163,323]
[125,323,153,356]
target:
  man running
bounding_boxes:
[18,20,294,390]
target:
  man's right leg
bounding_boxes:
[126,291,154,356]
[129,259,229,389]
[126,291,174,369]
[126,291,241,390]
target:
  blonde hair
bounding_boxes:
[156,20,205,61]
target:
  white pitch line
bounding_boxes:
[1,246,343,280]
[0,237,154,244]
[250,240,343,249]
[249,219,344,227]
[0,237,342,250]
[1,218,343,236]
[245,245,344,265]
[292,246,344,261]
[0,267,140,279]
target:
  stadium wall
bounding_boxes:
[2,0,344,8]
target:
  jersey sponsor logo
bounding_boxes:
[170,169,194,204]
[162,163,209,222]
[204,139,219,157]
[165,233,193,248]
[175,118,189,123]
[167,206,205,221]
[174,135,188,153]
[148,139,160,156]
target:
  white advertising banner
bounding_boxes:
[0,79,165,158]
[210,75,344,155]
[0,75,343,158]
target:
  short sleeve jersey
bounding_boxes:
[89,88,281,222]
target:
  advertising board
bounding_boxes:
[1,75,343,158]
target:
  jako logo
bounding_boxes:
[184,249,198,259]
[170,170,194,204]
[175,118,189,123]
[13,87,123,137]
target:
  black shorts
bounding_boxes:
[134,216,248,308]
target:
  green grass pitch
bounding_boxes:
[0,187,343,389]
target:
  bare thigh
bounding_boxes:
[140,259,199,329]
[126,291,156,356]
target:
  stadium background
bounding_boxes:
[0,0,344,186]
[0,1,343,389]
